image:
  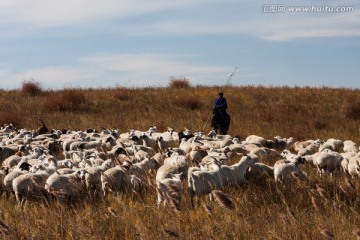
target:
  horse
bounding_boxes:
[210,108,230,135]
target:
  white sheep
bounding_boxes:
[82,159,115,193]
[321,138,344,153]
[273,157,307,183]
[3,162,32,193]
[245,162,274,182]
[343,140,358,153]
[12,170,50,207]
[0,167,9,196]
[129,175,142,191]
[218,155,257,186]
[45,171,86,204]
[188,168,223,206]
[156,173,183,210]
[347,154,360,178]
[313,149,343,176]
[291,139,323,153]
[244,135,266,146]
[101,166,131,196]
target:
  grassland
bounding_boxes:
[0,84,359,239]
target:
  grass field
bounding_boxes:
[0,83,359,239]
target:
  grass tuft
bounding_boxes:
[168,77,190,88]
[21,80,43,96]
[43,88,87,111]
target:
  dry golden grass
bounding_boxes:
[0,85,359,239]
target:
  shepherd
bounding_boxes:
[211,92,230,135]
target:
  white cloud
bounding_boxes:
[0,53,248,89]
[81,53,237,86]
[1,66,99,89]
[0,0,206,28]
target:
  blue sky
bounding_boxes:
[0,0,359,89]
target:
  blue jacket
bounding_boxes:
[214,97,227,110]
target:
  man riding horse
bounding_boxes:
[211,92,230,135]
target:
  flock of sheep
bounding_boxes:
[0,122,359,210]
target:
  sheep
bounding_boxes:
[36,119,49,135]
[218,154,257,186]
[297,141,322,156]
[290,139,323,153]
[0,146,20,163]
[157,136,177,153]
[347,154,360,178]
[250,147,282,163]
[45,170,86,204]
[12,170,50,207]
[343,140,358,153]
[273,157,307,183]
[3,162,32,193]
[156,173,183,211]
[82,159,115,193]
[1,154,22,169]
[264,136,295,152]
[129,175,142,191]
[0,167,9,196]
[199,154,228,171]
[101,166,131,196]
[340,152,357,174]
[156,164,182,184]
[313,149,343,176]
[139,132,157,150]
[244,135,266,146]
[324,138,344,152]
[188,168,223,207]
[150,152,166,167]
[162,154,188,178]
[187,146,208,167]
[245,162,274,182]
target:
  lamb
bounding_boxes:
[45,170,86,204]
[273,157,307,183]
[156,173,183,211]
[101,166,131,196]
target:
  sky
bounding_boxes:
[0,0,359,90]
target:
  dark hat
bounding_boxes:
[218,92,224,96]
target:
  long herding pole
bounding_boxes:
[201,67,237,131]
